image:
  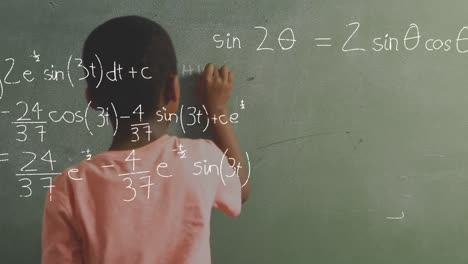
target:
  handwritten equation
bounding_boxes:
[1,146,251,201]
[212,22,468,53]
[0,101,245,142]
[0,50,251,201]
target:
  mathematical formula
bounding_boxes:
[0,101,245,143]
[211,22,468,53]
[1,146,251,202]
[0,49,250,200]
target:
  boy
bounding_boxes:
[41,16,250,264]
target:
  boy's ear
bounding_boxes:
[162,74,180,112]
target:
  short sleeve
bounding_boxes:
[207,141,242,217]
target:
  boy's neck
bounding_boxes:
[108,118,169,151]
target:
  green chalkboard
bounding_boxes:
[2,0,468,263]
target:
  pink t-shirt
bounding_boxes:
[41,135,242,264]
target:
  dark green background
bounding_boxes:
[2,0,468,263]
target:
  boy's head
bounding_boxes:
[82,15,179,122]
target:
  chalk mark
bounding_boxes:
[386,211,405,220]
[315,37,332,47]
[118,170,151,177]
[256,131,341,150]
[16,172,61,176]
[0,153,9,162]
[424,154,446,158]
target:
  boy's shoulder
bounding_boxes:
[175,136,223,158]
[145,135,220,157]
[52,136,221,183]
[56,135,219,174]
[175,136,218,150]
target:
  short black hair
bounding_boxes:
[82,15,177,118]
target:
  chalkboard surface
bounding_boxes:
[2,0,468,263]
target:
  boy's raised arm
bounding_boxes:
[196,63,250,203]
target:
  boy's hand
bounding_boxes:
[196,63,250,204]
[196,63,234,115]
